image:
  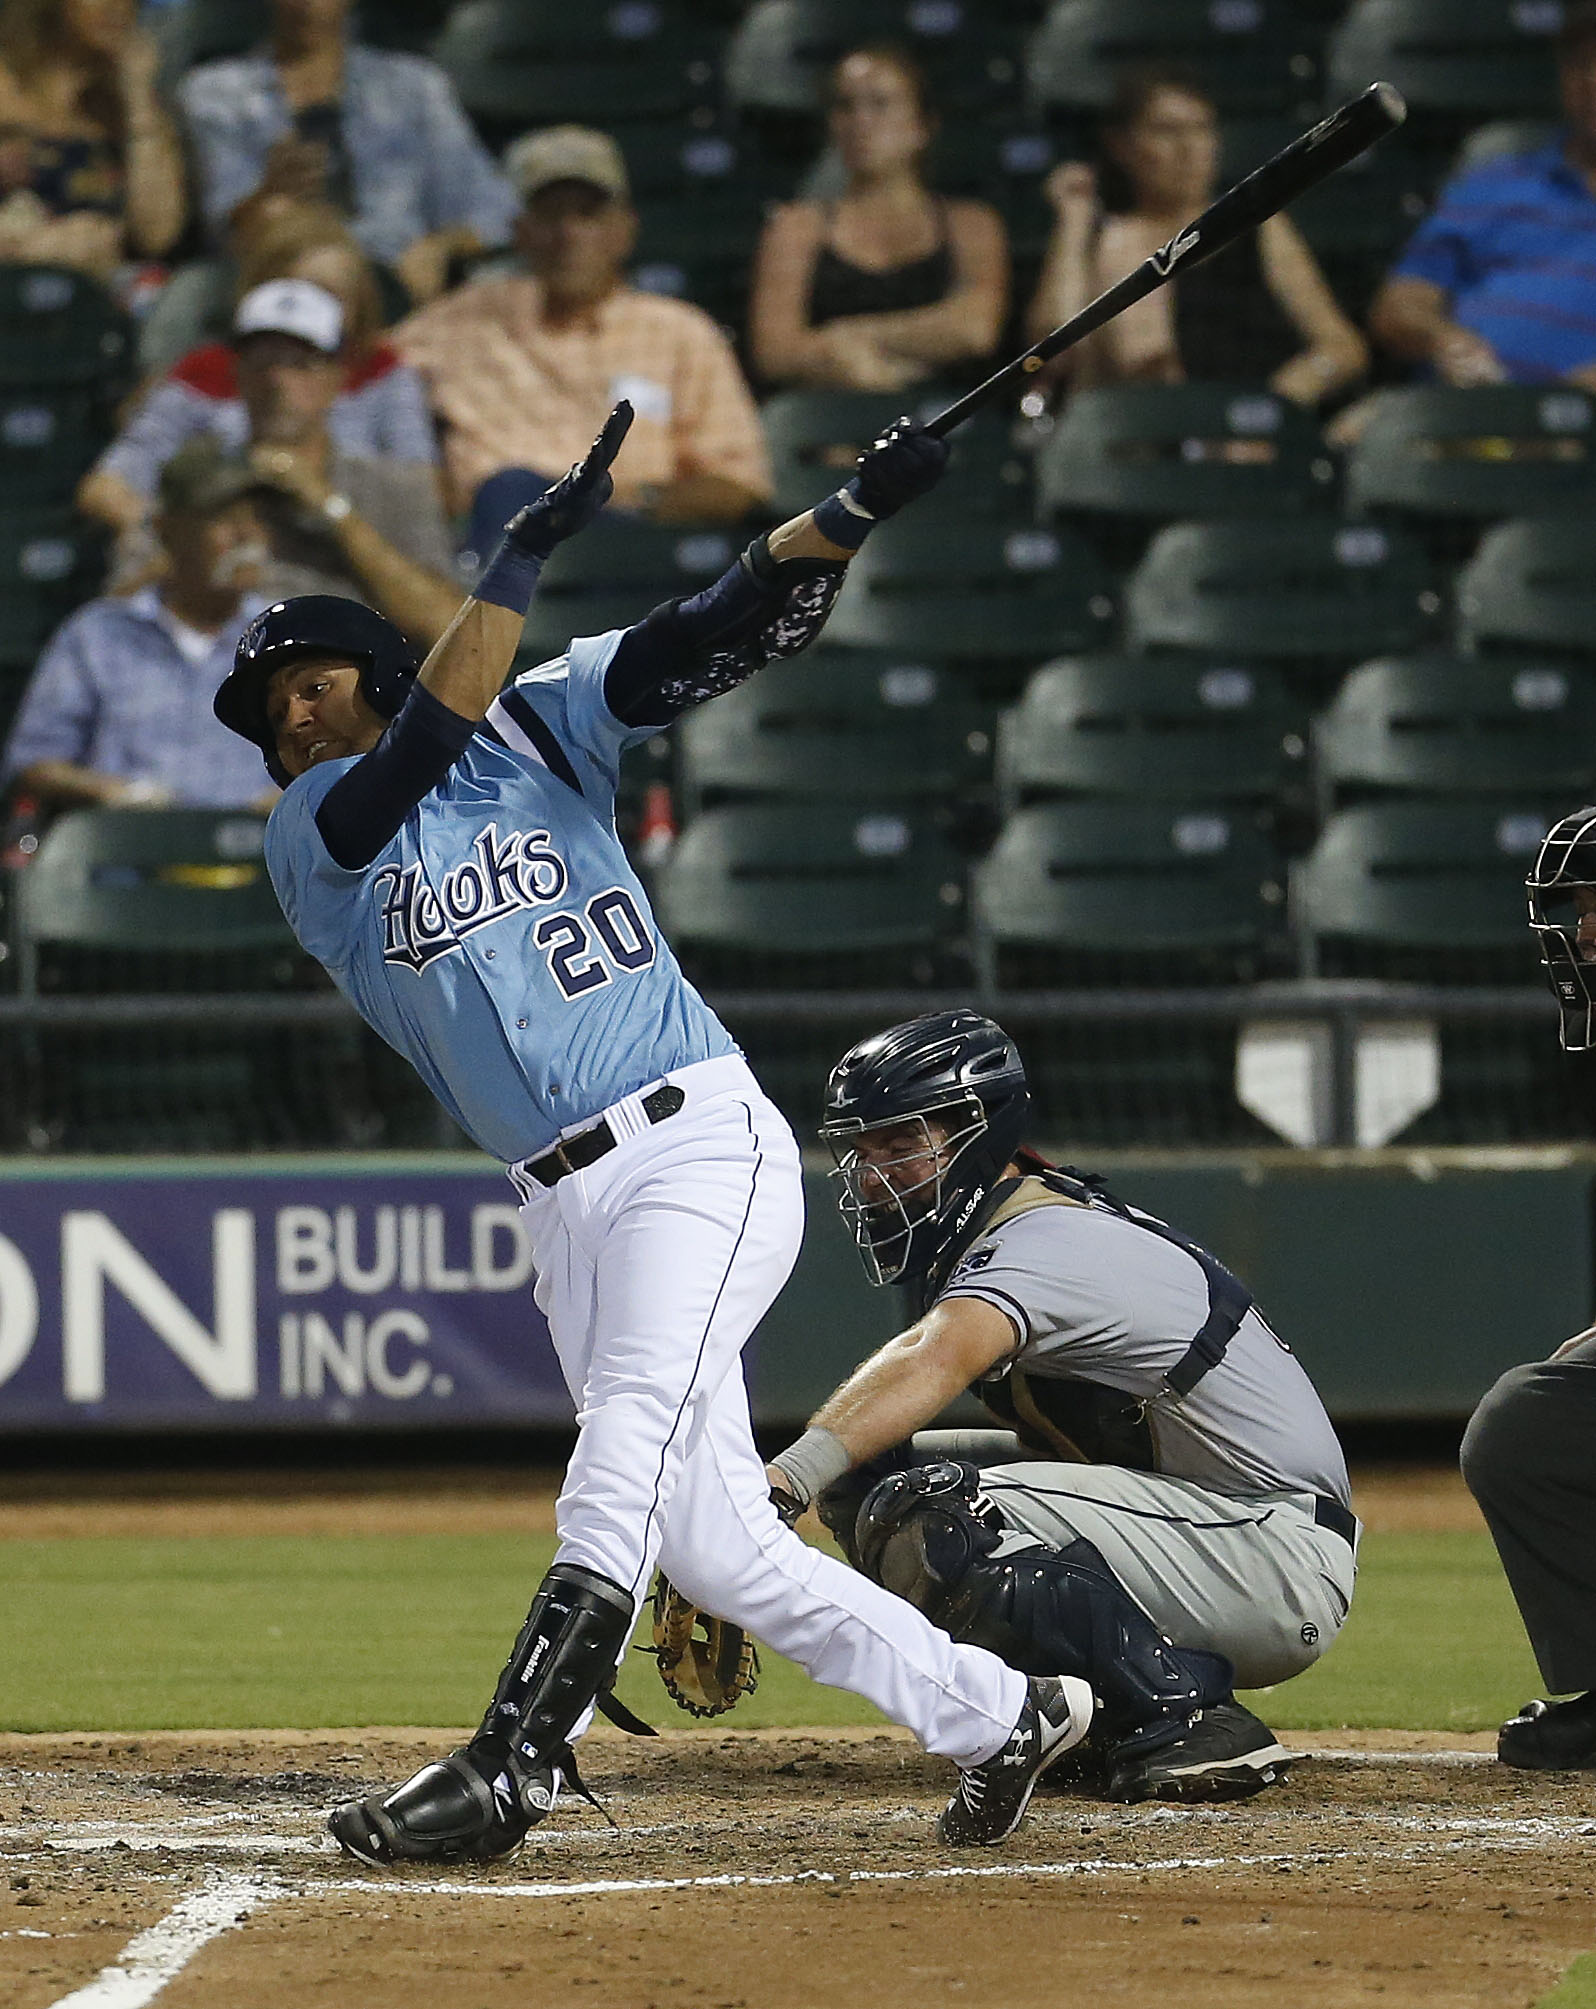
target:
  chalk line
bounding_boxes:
[43,1873,282,2009]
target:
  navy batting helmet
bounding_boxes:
[820,1008,1030,1299]
[1527,806,1596,1051]
[213,595,420,788]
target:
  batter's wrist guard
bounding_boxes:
[474,1563,633,1804]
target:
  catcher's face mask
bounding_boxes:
[1527,809,1596,1051]
[825,1099,990,1288]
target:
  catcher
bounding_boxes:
[728,1008,1358,1802]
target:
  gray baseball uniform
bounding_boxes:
[921,1176,1357,1689]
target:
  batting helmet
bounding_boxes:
[1527,806,1596,1051]
[213,595,420,788]
[819,1008,1030,1298]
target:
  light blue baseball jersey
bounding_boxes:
[264,630,736,1162]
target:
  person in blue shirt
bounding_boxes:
[212,403,1098,1863]
[1371,2,1596,386]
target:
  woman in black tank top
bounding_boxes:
[749,45,1007,392]
[1025,66,1366,407]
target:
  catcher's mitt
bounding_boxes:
[651,1571,759,1718]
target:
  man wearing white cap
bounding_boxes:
[396,125,772,534]
[232,278,460,648]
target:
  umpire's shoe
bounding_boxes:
[938,1675,1095,1846]
[1105,1701,1291,1804]
[1499,1691,1596,1769]
[328,1744,566,1866]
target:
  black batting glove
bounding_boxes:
[505,400,634,560]
[852,417,950,519]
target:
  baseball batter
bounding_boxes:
[766,1010,1358,1800]
[1461,807,1596,1770]
[212,404,1094,1862]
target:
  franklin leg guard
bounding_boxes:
[855,1461,1233,1742]
[328,1563,634,1868]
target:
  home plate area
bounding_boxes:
[1,1728,1592,2009]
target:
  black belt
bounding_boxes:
[1313,1495,1358,1548]
[524,1084,686,1188]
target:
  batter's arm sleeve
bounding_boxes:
[312,682,477,870]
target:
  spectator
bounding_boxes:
[1371,3,1596,387]
[3,438,273,812]
[1028,67,1366,404]
[748,45,1008,392]
[178,0,516,306]
[0,0,185,278]
[395,125,771,528]
[80,203,436,538]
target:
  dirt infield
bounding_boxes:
[3,1465,1583,2008]
[0,1726,1592,2008]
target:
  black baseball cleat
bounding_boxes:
[1105,1701,1292,1804]
[328,1745,571,1867]
[938,1674,1095,1846]
[1499,1692,1596,1769]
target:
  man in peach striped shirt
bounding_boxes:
[395,126,772,534]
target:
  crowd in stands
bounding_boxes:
[5,0,1596,926]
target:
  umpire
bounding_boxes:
[1461,807,1596,1768]
[767,1009,1359,1804]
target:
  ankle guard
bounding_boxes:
[855,1460,1234,1738]
[475,1563,634,1777]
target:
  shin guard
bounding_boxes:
[474,1563,634,1782]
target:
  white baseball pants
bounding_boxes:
[514,1053,1025,1767]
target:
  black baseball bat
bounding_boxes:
[925,81,1407,438]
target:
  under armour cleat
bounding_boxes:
[1498,1692,1596,1770]
[328,1745,571,1867]
[1105,1701,1291,1804]
[938,1674,1095,1846]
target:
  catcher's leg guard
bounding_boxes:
[328,1563,633,1868]
[855,1461,1234,1742]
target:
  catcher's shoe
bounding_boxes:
[1105,1702,1291,1804]
[328,1744,575,1867]
[938,1674,1095,1847]
[1499,1691,1596,1769]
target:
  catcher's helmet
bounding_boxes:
[1527,806,1596,1051]
[820,1008,1030,1296]
[213,595,419,787]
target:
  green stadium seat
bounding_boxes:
[1291,800,1552,978]
[519,522,741,661]
[675,648,990,810]
[1037,384,1335,528]
[972,801,1284,981]
[632,190,767,325]
[0,511,105,674]
[1027,0,1315,120]
[0,266,131,393]
[1456,519,1596,657]
[826,519,1116,668]
[761,390,1029,523]
[1346,387,1596,524]
[1314,655,1596,803]
[0,390,106,506]
[725,0,1024,122]
[1327,0,1562,121]
[1125,519,1438,671]
[995,655,1300,810]
[654,801,968,979]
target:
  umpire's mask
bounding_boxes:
[1527,806,1596,1051]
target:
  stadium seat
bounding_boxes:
[826,519,1116,669]
[1346,387,1596,524]
[0,266,132,392]
[0,511,105,677]
[632,190,767,326]
[762,390,1031,524]
[654,801,968,977]
[432,0,713,138]
[1456,519,1596,657]
[675,648,990,810]
[725,0,1024,122]
[1125,518,1439,674]
[1027,0,1316,121]
[0,390,106,507]
[1313,655,1596,803]
[1291,800,1552,978]
[972,800,1284,980]
[519,521,741,661]
[1037,384,1334,528]
[1327,0,1562,121]
[995,656,1300,810]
